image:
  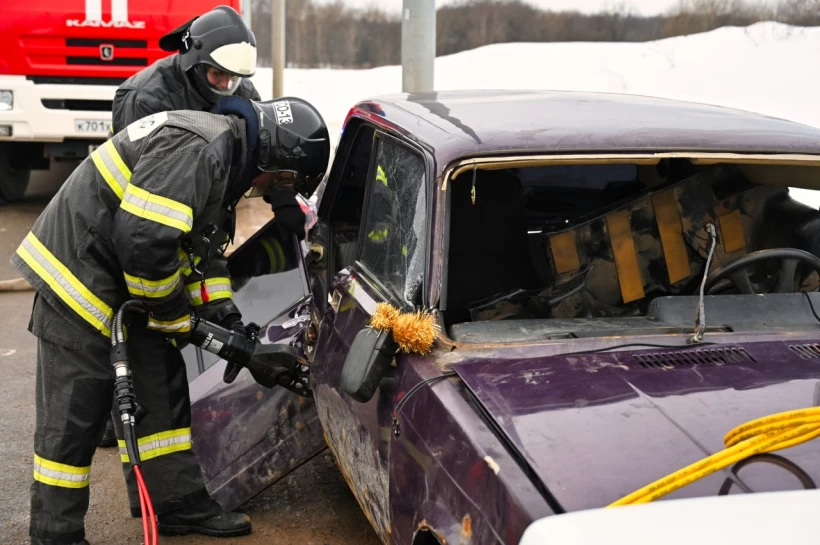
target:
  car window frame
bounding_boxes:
[353,130,433,310]
[318,120,378,281]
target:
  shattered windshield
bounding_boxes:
[444,159,820,337]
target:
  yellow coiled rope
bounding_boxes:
[609,407,820,507]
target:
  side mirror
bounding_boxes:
[341,327,397,403]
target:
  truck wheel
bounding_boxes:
[0,144,31,204]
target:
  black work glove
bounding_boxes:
[222,320,261,384]
[228,319,260,340]
[264,189,306,241]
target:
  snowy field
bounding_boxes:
[250,22,820,207]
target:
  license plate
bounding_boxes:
[75,119,112,133]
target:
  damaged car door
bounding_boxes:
[309,129,434,543]
[185,217,327,510]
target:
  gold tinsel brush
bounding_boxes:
[370,302,438,355]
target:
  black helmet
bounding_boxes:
[246,98,331,199]
[160,6,256,103]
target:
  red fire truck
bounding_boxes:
[0,0,249,203]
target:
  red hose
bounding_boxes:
[136,469,149,544]
[134,465,158,545]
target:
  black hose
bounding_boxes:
[111,299,146,347]
[122,418,141,469]
[110,301,147,465]
[110,301,159,544]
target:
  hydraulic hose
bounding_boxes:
[135,465,157,545]
[110,301,158,544]
[609,407,820,507]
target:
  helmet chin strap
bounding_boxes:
[216,96,259,198]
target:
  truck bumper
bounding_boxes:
[0,75,116,143]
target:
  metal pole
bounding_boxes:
[272,0,286,98]
[241,0,252,32]
[401,0,435,93]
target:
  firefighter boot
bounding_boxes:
[157,496,252,537]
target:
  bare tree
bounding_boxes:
[250,0,815,69]
[777,0,820,23]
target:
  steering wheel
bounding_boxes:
[704,248,820,295]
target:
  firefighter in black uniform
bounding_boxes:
[112,5,261,134]
[100,5,305,449]
[12,96,330,545]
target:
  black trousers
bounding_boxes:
[28,294,208,542]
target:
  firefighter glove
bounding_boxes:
[265,189,306,241]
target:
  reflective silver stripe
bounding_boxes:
[18,235,113,334]
[123,270,179,298]
[189,280,232,294]
[33,454,90,488]
[98,141,130,194]
[185,278,232,305]
[34,463,88,483]
[121,185,193,233]
[90,140,131,200]
[146,316,191,332]
[124,276,179,295]
[119,428,192,462]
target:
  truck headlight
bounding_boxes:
[0,90,13,111]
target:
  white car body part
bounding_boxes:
[519,489,820,545]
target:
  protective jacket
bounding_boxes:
[112,54,260,135]
[12,110,251,339]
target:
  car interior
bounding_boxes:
[442,159,820,342]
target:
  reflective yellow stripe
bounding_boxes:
[90,140,131,199]
[368,228,388,241]
[16,232,113,335]
[376,165,388,186]
[146,314,192,333]
[260,238,286,273]
[178,249,202,277]
[550,230,581,275]
[652,189,691,284]
[121,184,193,233]
[185,277,233,306]
[123,270,180,298]
[607,210,645,304]
[118,427,192,463]
[718,210,747,253]
[33,454,90,489]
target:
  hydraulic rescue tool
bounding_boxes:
[188,314,312,395]
[110,302,311,543]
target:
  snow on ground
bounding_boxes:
[250,21,820,206]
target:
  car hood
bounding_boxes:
[452,340,820,512]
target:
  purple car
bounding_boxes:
[184,90,820,545]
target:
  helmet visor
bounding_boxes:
[200,65,242,96]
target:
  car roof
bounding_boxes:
[348,90,820,172]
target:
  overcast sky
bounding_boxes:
[313,0,768,16]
